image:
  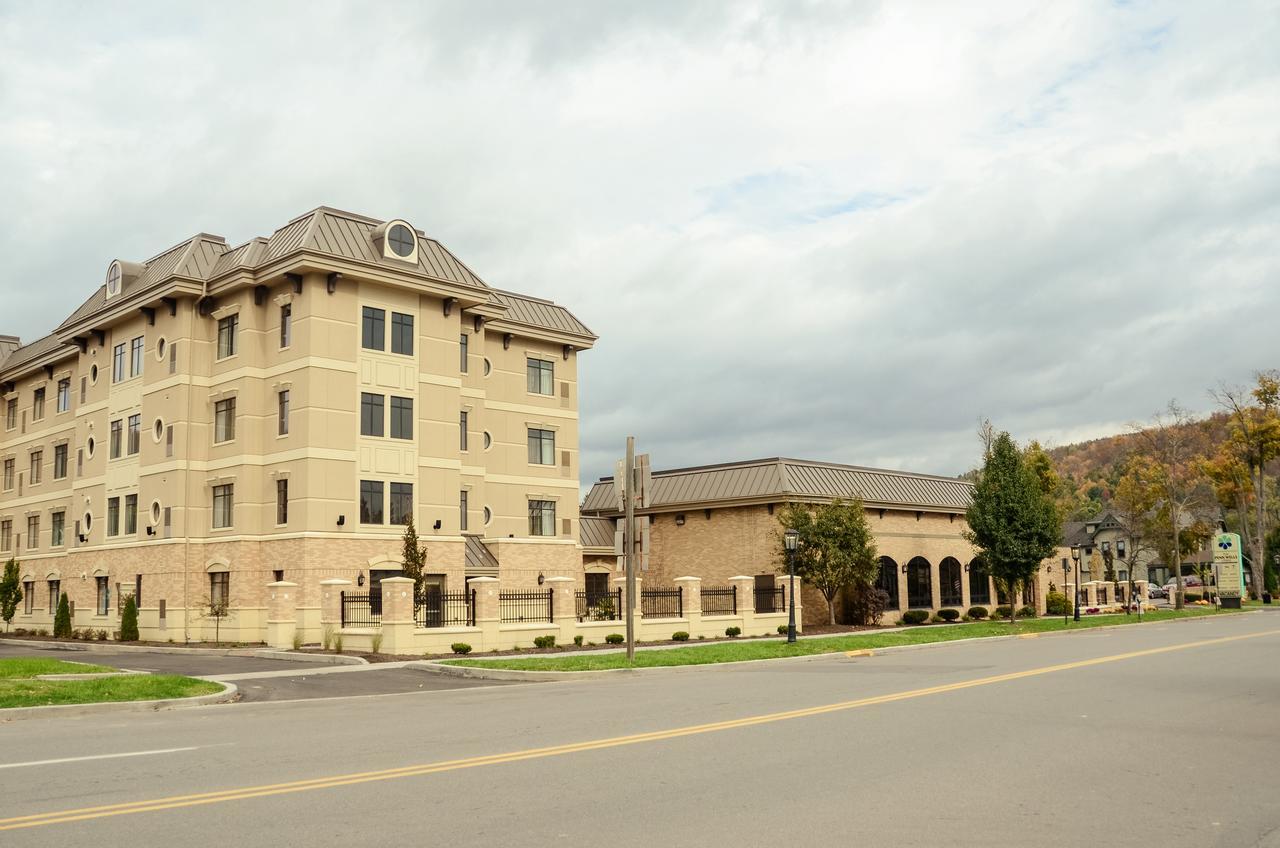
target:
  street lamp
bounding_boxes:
[1061,558,1070,625]
[784,528,799,644]
[1070,545,1081,623]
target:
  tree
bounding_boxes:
[0,559,21,632]
[120,595,139,642]
[965,431,1062,624]
[54,591,72,638]
[400,516,428,595]
[1265,524,1280,597]
[776,498,878,625]
[1112,456,1160,611]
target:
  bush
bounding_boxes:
[930,613,945,623]
[1017,605,1037,618]
[119,596,139,642]
[13,627,26,636]
[605,633,624,644]
[95,629,109,641]
[322,625,334,651]
[573,635,583,646]
[533,635,556,649]
[725,626,741,637]
[1045,591,1073,616]
[291,630,304,650]
[333,632,344,654]
[451,642,472,655]
[966,606,989,620]
[902,609,929,625]
[671,631,689,641]
[777,624,789,634]
[938,608,960,622]
[994,605,1012,619]
[53,592,72,638]
[846,585,891,626]
[35,627,49,637]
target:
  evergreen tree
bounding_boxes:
[400,516,428,594]
[54,591,72,638]
[120,595,140,642]
[0,558,21,632]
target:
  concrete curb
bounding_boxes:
[0,638,263,657]
[36,670,147,681]
[252,650,368,666]
[0,681,239,722]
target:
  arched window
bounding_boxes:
[906,557,932,608]
[876,557,899,610]
[968,559,992,604]
[939,557,963,607]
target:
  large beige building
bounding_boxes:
[0,207,595,643]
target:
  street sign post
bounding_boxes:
[1213,532,1245,609]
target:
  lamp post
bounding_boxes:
[1070,545,1081,623]
[784,528,799,644]
[1061,558,1070,625]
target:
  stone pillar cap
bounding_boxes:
[728,575,755,581]
[267,581,299,588]
[467,576,499,583]
[673,576,703,582]
[543,576,573,583]
[380,576,415,584]
[319,578,353,586]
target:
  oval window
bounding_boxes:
[388,224,415,257]
[483,431,492,450]
[90,364,99,383]
[483,358,491,376]
[83,512,93,531]
[483,506,492,525]
[154,419,164,441]
[86,436,95,457]
[151,501,161,524]
[156,338,167,361]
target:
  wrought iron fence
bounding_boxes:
[701,586,737,616]
[415,589,475,628]
[754,586,785,614]
[500,589,553,623]
[576,588,622,622]
[641,586,683,619]
[340,591,381,628]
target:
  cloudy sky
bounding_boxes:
[2,1,1277,485]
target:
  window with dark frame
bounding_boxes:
[127,414,141,455]
[459,334,468,373]
[29,450,42,484]
[48,580,59,613]
[32,387,45,420]
[459,489,468,531]
[5,398,16,429]
[280,304,292,348]
[360,480,384,524]
[217,315,238,359]
[96,575,109,616]
[391,312,414,355]
[210,571,229,608]
[906,557,933,608]
[26,515,38,549]
[528,500,556,537]
[360,393,384,437]
[390,482,412,525]
[107,497,120,537]
[57,378,70,413]
[278,390,290,436]
[214,398,236,443]
[1,520,11,550]
[130,336,144,377]
[527,428,555,465]
[527,358,554,395]
[23,580,33,614]
[110,419,123,458]
[459,411,468,451]
[124,494,137,535]
[390,396,413,440]
[276,478,288,525]
[112,342,126,382]
[53,444,67,479]
[212,484,234,529]
[939,557,963,607]
[51,511,64,547]
[2,458,12,490]
[361,306,385,351]
[968,561,992,605]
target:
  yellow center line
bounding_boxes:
[3,626,1276,831]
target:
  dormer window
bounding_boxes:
[388,224,414,257]
[371,219,419,264]
[104,259,141,300]
[106,261,122,297]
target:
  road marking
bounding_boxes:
[845,649,874,657]
[2,626,1276,831]
[0,747,202,771]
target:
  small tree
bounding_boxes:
[0,559,21,632]
[54,591,72,638]
[400,516,428,595]
[207,600,230,644]
[965,432,1062,625]
[776,498,878,625]
[120,595,140,642]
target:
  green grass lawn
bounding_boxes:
[443,608,1242,672]
[0,658,223,709]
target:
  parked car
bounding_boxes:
[1148,583,1167,599]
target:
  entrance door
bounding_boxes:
[755,574,777,613]
[368,568,402,616]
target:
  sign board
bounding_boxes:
[1213,532,1244,600]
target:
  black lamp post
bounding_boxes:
[1061,558,1070,625]
[1070,545,1081,623]
[784,528,799,644]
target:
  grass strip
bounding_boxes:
[443,608,1241,672]
[0,658,115,679]
[0,675,223,709]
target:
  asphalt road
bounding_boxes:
[2,612,1279,847]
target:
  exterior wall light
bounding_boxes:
[357,572,365,587]
[675,514,685,526]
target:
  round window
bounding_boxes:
[106,262,121,296]
[156,338,167,361]
[89,364,99,383]
[83,512,93,531]
[388,224,415,257]
[151,501,161,524]
[154,419,164,441]
[483,431,492,450]
[86,436,95,457]
[483,358,491,376]
[483,506,492,525]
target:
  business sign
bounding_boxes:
[1213,533,1244,599]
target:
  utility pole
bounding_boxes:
[624,436,636,664]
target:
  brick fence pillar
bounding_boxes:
[379,576,415,655]
[730,575,756,634]
[613,575,642,620]
[265,581,298,649]
[674,576,702,635]
[469,576,500,651]
[319,578,351,644]
[545,576,577,643]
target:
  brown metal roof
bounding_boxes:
[0,333,75,377]
[490,290,595,338]
[463,534,500,577]
[581,457,974,515]
[579,516,616,549]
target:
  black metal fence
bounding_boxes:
[701,586,737,616]
[754,586,785,614]
[415,590,475,628]
[576,588,622,622]
[641,586,683,619]
[500,589,553,623]
[340,591,381,628]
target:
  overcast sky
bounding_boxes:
[2,1,1277,486]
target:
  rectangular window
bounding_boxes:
[390,396,413,440]
[359,480,384,524]
[390,482,413,526]
[26,515,39,549]
[212,484,234,529]
[528,500,556,537]
[130,336,144,377]
[210,572,229,608]
[113,343,126,382]
[127,414,141,455]
[460,489,468,532]
[459,334,469,373]
[96,576,109,616]
[51,511,64,547]
[23,580,32,615]
[528,428,555,465]
[56,378,70,413]
[527,358,554,395]
[0,520,9,550]
[53,444,67,479]
[276,479,288,525]
[214,398,236,443]
[48,580,59,613]
[107,497,120,537]
[124,494,137,535]
[32,387,45,420]
[361,306,385,351]
[360,393,384,437]
[459,411,468,452]
[391,312,414,355]
[2,459,12,490]
[110,419,123,458]
[280,304,292,348]
[29,450,42,485]
[217,315,238,359]
[278,390,290,436]
[6,398,16,429]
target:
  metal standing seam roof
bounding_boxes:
[0,333,75,376]
[490,290,595,338]
[579,517,616,549]
[581,458,974,514]
[463,534,501,577]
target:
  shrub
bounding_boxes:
[1017,605,1037,618]
[71,628,83,641]
[322,625,334,651]
[725,626,741,637]
[1045,591,1073,616]
[120,596,140,642]
[533,635,556,649]
[605,633,624,644]
[994,605,1012,619]
[370,631,384,654]
[54,592,72,638]
[35,627,49,637]
[451,642,472,655]
[95,629,109,641]
[333,632,344,654]
[967,606,989,620]
[672,631,689,641]
[938,608,960,622]
[846,585,891,626]
[930,613,945,623]
[777,624,789,634]
[291,630,304,651]
[13,627,26,636]
[573,635,583,646]
[901,609,929,625]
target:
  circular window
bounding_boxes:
[483,431,492,450]
[83,512,93,532]
[151,501,161,524]
[86,436,95,457]
[90,364,99,383]
[153,419,164,441]
[388,224,415,257]
[483,506,492,526]
[106,262,121,296]
[483,358,491,376]
[156,338,167,361]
